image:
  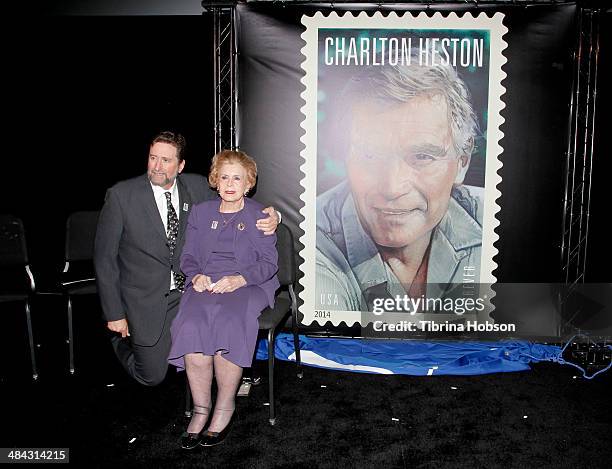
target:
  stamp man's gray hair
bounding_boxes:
[332,54,479,159]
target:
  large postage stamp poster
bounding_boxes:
[299,12,507,331]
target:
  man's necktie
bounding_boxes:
[164,192,185,292]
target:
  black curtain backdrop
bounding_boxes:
[4,5,609,337]
[587,7,612,283]
[235,2,597,336]
[5,17,215,289]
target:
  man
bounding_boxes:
[95,131,279,385]
[316,58,483,313]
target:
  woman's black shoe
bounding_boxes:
[180,431,204,450]
[200,409,236,447]
[180,405,210,450]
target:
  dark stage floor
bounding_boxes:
[1,296,611,468]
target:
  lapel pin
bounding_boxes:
[237,222,245,231]
[211,221,218,230]
[183,203,189,211]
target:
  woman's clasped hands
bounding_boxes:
[192,273,246,294]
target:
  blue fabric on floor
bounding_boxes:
[255,333,562,376]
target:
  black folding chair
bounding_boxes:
[257,223,302,425]
[0,215,38,380]
[60,211,99,374]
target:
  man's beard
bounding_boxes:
[149,171,176,187]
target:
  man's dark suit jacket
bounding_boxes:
[94,173,214,346]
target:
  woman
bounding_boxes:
[168,150,279,449]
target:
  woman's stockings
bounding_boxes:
[207,352,243,433]
[185,353,213,433]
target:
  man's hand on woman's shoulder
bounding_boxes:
[256,206,280,235]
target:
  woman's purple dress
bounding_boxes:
[168,207,271,369]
